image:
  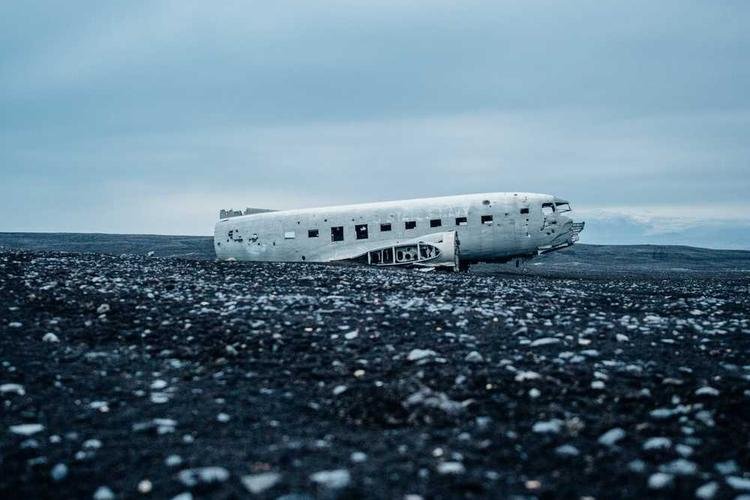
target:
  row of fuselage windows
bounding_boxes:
[299,213,528,242]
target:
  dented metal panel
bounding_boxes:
[214,192,584,271]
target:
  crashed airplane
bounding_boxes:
[214,192,584,271]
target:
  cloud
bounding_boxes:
[0,2,748,248]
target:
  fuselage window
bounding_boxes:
[481,215,493,225]
[520,208,529,215]
[284,231,296,239]
[308,229,319,238]
[556,203,571,213]
[455,217,468,226]
[331,226,344,242]
[542,203,554,216]
[405,221,416,230]
[355,224,369,240]
[380,223,392,232]
[430,219,442,228]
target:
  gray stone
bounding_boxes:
[598,427,626,447]
[51,463,68,481]
[178,467,230,487]
[648,472,674,489]
[241,472,281,494]
[93,486,115,500]
[310,469,351,489]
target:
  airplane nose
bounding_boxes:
[570,221,585,242]
[550,219,584,246]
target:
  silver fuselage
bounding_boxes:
[214,192,581,265]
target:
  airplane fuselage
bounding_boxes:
[214,192,583,270]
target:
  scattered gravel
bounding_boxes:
[1,249,749,498]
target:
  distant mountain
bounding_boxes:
[1,232,749,276]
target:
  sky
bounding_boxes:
[1,1,749,248]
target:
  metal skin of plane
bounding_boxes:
[214,192,584,272]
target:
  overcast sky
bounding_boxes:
[2,1,749,248]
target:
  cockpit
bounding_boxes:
[553,198,572,213]
[536,196,584,254]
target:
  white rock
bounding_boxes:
[138,480,152,494]
[715,460,739,475]
[675,444,693,457]
[695,386,719,397]
[514,371,541,382]
[96,304,110,314]
[598,427,626,446]
[89,401,109,411]
[51,463,68,481]
[660,458,697,475]
[642,437,672,450]
[436,462,465,475]
[165,455,183,467]
[217,413,230,423]
[555,444,580,457]
[650,408,675,419]
[528,388,541,398]
[153,418,177,434]
[530,337,560,347]
[171,493,193,500]
[344,330,359,340]
[241,472,281,494]
[310,469,351,489]
[616,334,629,342]
[695,481,719,499]
[9,423,44,436]
[43,333,60,343]
[150,393,169,404]
[727,476,750,491]
[83,439,102,449]
[648,472,674,489]
[93,486,115,500]
[465,351,484,363]
[150,379,168,390]
[178,467,230,487]
[628,459,646,473]
[9,322,22,328]
[407,349,436,361]
[532,420,562,434]
[0,383,25,396]
[332,385,348,396]
[350,451,367,463]
[591,380,605,390]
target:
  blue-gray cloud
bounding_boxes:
[1,1,749,247]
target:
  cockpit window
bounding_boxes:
[556,203,571,213]
[542,203,555,216]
